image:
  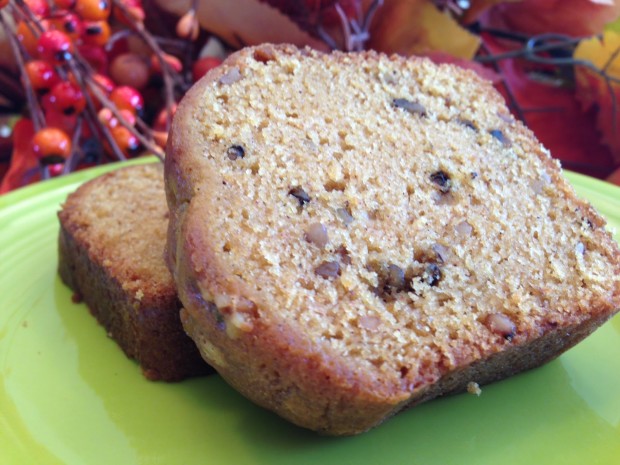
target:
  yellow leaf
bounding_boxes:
[369,0,480,59]
[574,30,620,79]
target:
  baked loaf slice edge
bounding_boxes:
[165,44,620,433]
[58,163,211,381]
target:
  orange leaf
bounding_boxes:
[574,30,620,163]
[369,0,480,59]
[0,119,39,194]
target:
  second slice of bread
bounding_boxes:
[58,163,211,381]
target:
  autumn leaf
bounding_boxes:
[479,0,620,36]
[573,30,620,163]
[369,0,480,59]
[482,34,616,178]
[152,0,328,50]
[460,0,520,25]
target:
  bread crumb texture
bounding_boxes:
[61,163,172,299]
[167,45,620,431]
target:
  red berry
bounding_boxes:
[192,56,222,82]
[75,0,112,21]
[81,20,111,46]
[99,108,136,128]
[153,104,178,131]
[32,128,72,162]
[54,0,77,8]
[91,73,115,94]
[109,86,143,114]
[48,10,84,41]
[24,0,50,18]
[47,163,65,177]
[77,44,108,73]
[110,126,140,157]
[49,81,86,115]
[109,53,150,89]
[25,60,60,92]
[37,30,74,65]
[44,108,79,135]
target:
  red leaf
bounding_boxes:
[483,34,616,179]
[481,0,620,37]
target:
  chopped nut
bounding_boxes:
[368,261,409,297]
[335,245,352,265]
[432,243,450,262]
[315,261,341,278]
[489,129,511,146]
[218,67,241,85]
[392,98,427,116]
[467,381,482,396]
[226,145,245,160]
[359,315,381,330]
[288,186,310,206]
[430,171,452,193]
[386,264,406,292]
[455,220,473,236]
[486,313,516,340]
[253,47,276,63]
[336,206,354,225]
[305,222,329,248]
[423,263,442,286]
[459,119,477,131]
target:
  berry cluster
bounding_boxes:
[0,0,223,180]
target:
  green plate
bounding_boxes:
[2,160,620,465]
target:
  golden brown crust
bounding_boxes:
[58,163,211,381]
[166,44,620,433]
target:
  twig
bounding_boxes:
[0,12,45,131]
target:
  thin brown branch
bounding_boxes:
[0,12,45,130]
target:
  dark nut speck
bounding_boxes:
[489,129,511,146]
[393,98,427,116]
[459,119,477,131]
[227,145,245,160]
[423,263,442,286]
[430,171,452,193]
[386,264,406,291]
[336,245,352,266]
[289,187,310,206]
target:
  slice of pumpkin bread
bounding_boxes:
[165,44,620,433]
